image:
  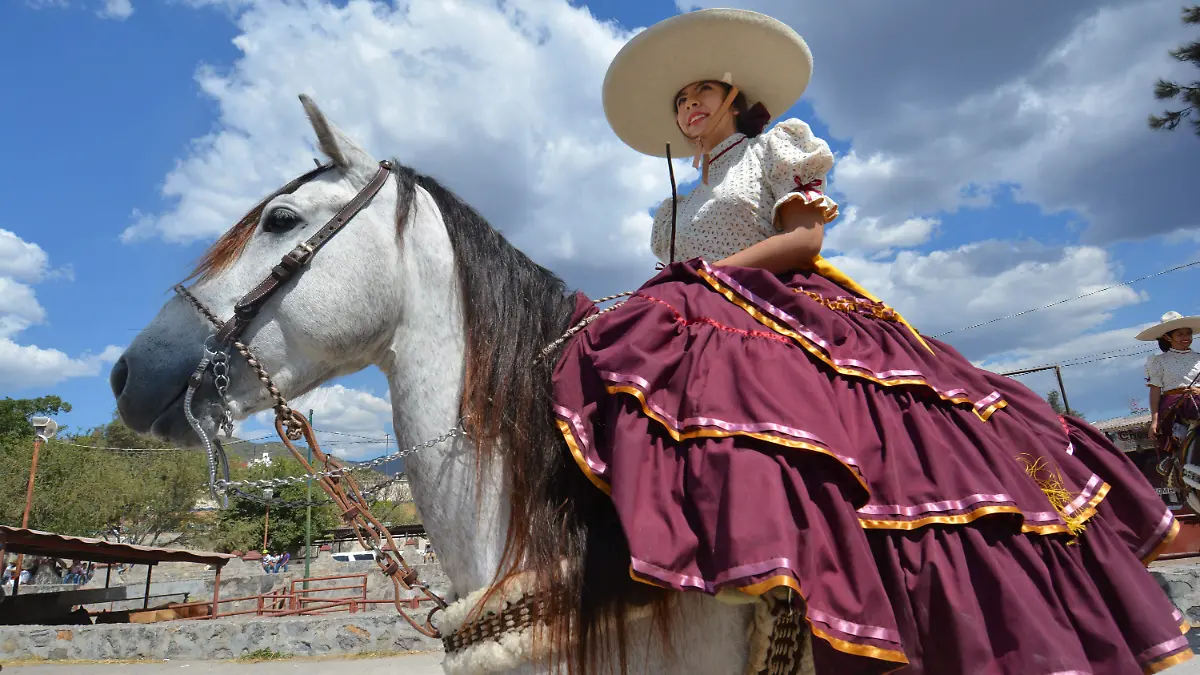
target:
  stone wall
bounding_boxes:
[1152,559,1200,625]
[0,612,442,661]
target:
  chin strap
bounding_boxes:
[687,84,740,185]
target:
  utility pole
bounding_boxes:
[15,417,58,585]
[304,408,314,590]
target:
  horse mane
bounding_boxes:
[188,159,673,673]
[389,161,674,673]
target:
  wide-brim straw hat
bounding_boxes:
[602,8,813,158]
[1135,311,1200,341]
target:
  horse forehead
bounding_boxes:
[290,174,357,211]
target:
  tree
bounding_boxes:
[0,408,207,546]
[209,455,340,554]
[0,396,71,442]
[1149,5,1200,136]
[70,414,209,547]
[1046,390,1086,419]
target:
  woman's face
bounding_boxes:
[1168,327,1193,350]
[674,80,736,141]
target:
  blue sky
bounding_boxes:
[0,0,1195,458]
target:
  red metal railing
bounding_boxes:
[158,572,431,620]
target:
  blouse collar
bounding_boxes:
[709,132,746,157]
[1169,348,1194,354]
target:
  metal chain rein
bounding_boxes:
[176,284,448,637]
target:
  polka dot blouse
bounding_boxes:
[650,118,840,264]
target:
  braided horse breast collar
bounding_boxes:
[172,159,453,638]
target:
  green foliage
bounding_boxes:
[211,455,340,554]
[0,396,410,556]
[0,396,71,442]
[367,500,421,526]
[239,648,288,662]
[1149,5,1200,135]
[0,407,206,546]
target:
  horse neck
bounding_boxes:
[374,188,512,598]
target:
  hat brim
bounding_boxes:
[1135,316,1200,341]
[603,9,812,158]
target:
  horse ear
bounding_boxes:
[298,94,377,178]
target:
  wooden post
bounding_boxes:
[1054,366,1073,417]
[211,565,222,619]
[143,564,154,609]
[14,435,45,578]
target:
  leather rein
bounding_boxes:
[172,159,451,638]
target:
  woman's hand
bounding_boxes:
[1150,415,1159,439]
[714,199,826,273]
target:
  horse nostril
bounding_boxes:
[110,357,130,398]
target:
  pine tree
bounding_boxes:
[1149,5,1200,136]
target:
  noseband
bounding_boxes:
[172,159,452,638]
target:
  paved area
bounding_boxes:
[7,646,1200,673]
[1,652,444,674]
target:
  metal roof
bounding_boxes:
[1091,413,1153,433]
[0,526,236,567]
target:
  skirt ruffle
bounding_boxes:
[551,259,1190,674]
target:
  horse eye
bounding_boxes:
[264,207,303,233]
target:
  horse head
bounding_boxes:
[111,95,460,446]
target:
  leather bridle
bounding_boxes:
[202,160,393,346]
[172,158,452,637]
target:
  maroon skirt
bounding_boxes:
[551,259,1191,675]
[1156,392,1200,455]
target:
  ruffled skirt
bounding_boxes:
[551,259,1190,674]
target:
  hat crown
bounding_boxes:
[1162,311,1184,323]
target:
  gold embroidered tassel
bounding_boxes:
[1017,454,1088,539]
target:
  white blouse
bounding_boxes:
[650,118,840,264]
[1145,349,1200,391]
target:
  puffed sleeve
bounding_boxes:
[1145,353,1165,388]
[762,118,839,230]
[649,196,674,263]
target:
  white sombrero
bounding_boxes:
[1135,311,1200,341]
[602,8,813,158]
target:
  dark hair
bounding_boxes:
[1160,327,1193,352]
[674,80,770,139]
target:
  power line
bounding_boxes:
[50,434,277,453]
[934,259,1200,338]
[310,427,392,442]
[998,346,1157,377]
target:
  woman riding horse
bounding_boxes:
[1140,311,1200,485]
[551,9,1191,674]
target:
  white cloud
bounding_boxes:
[979,324,1158,420]
[126,0,684,295]
[0,229,123,393]
[133,0,1188,424]
[243,383,395,462]
[0,229,54,282]
[682,0,1197,244]
[98,0,133,20]
[0,343,123,391]
[0,278,45,339]
[823,206,939,256]
[828,241,1145,359]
